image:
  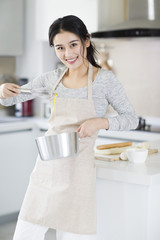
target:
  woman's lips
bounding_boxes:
[66,57,78,64]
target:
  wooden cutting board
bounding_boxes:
[95,149,158,162]
[94,155,120,162]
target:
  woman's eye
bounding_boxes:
[71,43,77,47]
[57,46,64,50]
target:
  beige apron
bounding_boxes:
[19,64,98,234]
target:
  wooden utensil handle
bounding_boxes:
[148,149,158,155]
[96,141,132,150]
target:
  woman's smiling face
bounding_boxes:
[53,31,90,69]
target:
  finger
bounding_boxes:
[7,87,20,94]
[11,88,20,94]
[78,130,84,138]
[4,89,18,97]
[10,83,20,88]
[77,126,81,132]
[78,129,88,138]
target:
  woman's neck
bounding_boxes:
[62,62,90,89]
[67,62,89,79]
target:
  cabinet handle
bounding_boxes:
[39,128,47,132]
[0,128,33,135]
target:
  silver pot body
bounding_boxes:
[35,132,79,161]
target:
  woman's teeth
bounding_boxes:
[66,57,77,64]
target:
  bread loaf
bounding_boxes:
[96,142,132,150]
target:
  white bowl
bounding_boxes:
[126,148,148,163]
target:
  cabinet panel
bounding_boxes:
[0,0,23,55]
[0,129,38,215]
[98,0,125,31]
[36,0,98,41]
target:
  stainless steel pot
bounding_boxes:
[35,132,79,161]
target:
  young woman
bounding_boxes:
[0,15,138,240]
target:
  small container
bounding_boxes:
[126,148,148,163]
[35,132,79,161]
[22,100,33,117]
[20,78,34,117]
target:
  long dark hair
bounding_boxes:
[49,15,101,68]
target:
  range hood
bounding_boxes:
[91,0,160,38]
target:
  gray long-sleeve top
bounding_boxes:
[0,66,139,131]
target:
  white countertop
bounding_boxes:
[98,129,160,142]
[95,141,160,186]
[0,117,160,186]
[95,131,160,186]
[0,117,48,133]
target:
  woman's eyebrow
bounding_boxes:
[69,40,79,43]
[55,40,79,47]
[54,44,63,47]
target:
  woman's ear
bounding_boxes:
[85,37,90,48]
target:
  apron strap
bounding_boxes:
[88,63,93,100]
[52,67,68,92]
[52,63,93,101]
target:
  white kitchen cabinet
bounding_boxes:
[0,0,23,56]
[0,126,39,216]
[98,0,125,31]
[36,0,98,41]
[95,136,160,240]
[96,178,160,240]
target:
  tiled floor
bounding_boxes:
[0,221,56,240]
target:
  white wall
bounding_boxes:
[94,37,160,118]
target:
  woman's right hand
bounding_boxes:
[0,83,20,99]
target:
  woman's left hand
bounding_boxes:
[77,118,109,138]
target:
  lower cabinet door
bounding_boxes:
[0,128,38,216]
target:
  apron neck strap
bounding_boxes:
[52,67,68,92]
[52,63,93,101]
[87,63,93,100]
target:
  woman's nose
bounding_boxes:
[65,48,72,58]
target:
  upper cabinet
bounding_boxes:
[0,0,24,56]
[36,0,98,41]
[98,0,125,31]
